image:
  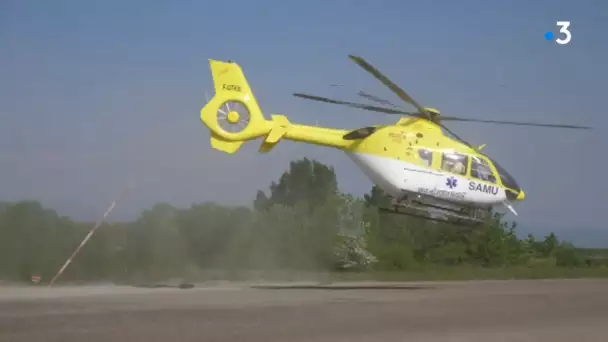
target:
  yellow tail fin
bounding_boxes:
[200,59,352,154]
[200,59,274,153]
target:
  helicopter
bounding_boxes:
[200,55,591,225]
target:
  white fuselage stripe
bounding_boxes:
[346,152,506,205]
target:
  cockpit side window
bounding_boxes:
[417,148,433,167]
[471,156,497,184]
[490,158,520,191]
[441,152,468,176]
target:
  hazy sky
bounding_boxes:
[1,1,606,244]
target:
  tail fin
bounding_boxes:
[200,59,289,154]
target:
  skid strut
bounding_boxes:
[378,194,489,226]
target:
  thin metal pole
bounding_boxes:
[47,187,128,287]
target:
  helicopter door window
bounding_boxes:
[441,152,468,176]
[417,149,433,167]
[471,157,497,183]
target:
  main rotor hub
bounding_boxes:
[424,107,440,116]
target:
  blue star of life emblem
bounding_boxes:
[446,176,458,189]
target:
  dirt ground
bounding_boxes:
[1,279,608,342]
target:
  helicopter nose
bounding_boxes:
[516,189,526,201]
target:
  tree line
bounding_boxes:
[0,158,604,284]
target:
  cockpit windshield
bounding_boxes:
[488,158,520,191]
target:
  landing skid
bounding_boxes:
[378,194,490,227]
[378,206,484,226]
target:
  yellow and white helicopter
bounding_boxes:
[200,56,590,225]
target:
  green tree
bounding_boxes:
[255,157,338,211]
[555,242,586,268]
[362,186,419,270]
[123,203,190,280]
[542,232,559,257]
[249,158,348,271]
[176,203,251,269]
[0,157,601,284]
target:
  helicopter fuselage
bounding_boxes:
[200,59,525,216]
[198,58,594,223]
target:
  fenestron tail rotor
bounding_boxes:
[205,91,251,134]
[217,101,251,133]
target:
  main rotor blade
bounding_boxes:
[293,93,415,115]
[348,55,429,116]
[438,116,591,129]
[357,91,400,108]
[437,122,474,148]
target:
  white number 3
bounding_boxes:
[556,21,571,45]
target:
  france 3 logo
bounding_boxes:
[545,21,572,45]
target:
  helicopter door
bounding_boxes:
[406,148,439,193]
[426,151,469,198]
